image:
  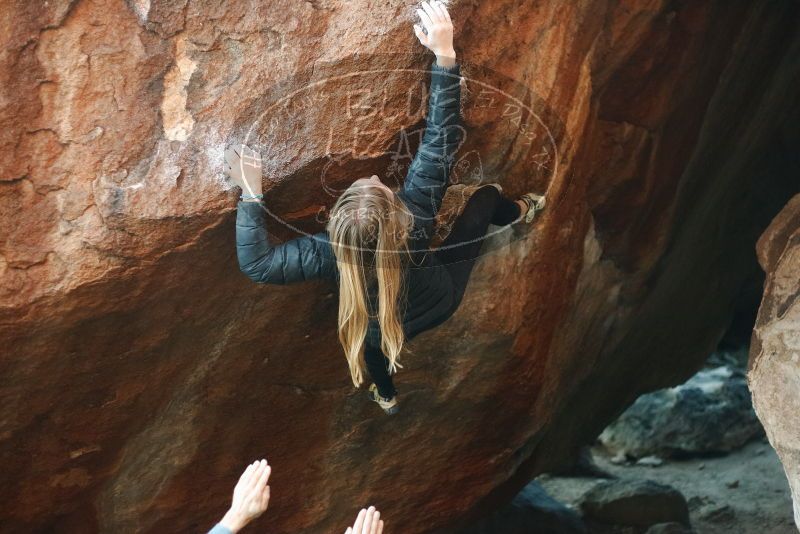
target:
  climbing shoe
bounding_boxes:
[518,192,546,223]
[367,383,399,415]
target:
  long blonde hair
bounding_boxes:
[327,181,414,387]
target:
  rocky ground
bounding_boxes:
[464,349,798,533]
[538,438,796,533]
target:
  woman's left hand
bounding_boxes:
[224,145,263,196]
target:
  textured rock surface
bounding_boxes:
[645,522,693,534]
[459,481,586,534]
[749,192,800,530]
[2,1,799,532]
[578,479,690,528]
[599,365,763,458]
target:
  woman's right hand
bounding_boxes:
[344,506,384,534]
[224,144,263,197]
[413,1,455,59]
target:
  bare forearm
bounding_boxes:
[219,508,248,533]
[435,50,456,68]
[241,182,263,201]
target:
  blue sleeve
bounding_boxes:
[236,199,337,284]
[398,60,464,233]
[207,523,233,534]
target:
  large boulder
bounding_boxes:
[599,364,763,458]
[749,192,800,530]
[645,523,693,534]
[578,479,690,529]
[459,481,586,534]
[1,1,799,532]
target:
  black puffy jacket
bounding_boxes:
[236,59,463,359]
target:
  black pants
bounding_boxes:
[367,186,521,398]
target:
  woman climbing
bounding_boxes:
[225,0,545,415]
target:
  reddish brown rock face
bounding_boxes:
[1,1,798,532]
[749,193,800,530]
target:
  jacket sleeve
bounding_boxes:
[236,199,336,284]
[398,60,464,224]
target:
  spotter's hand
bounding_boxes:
[220,459,272,533]
[344,506,384,534]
